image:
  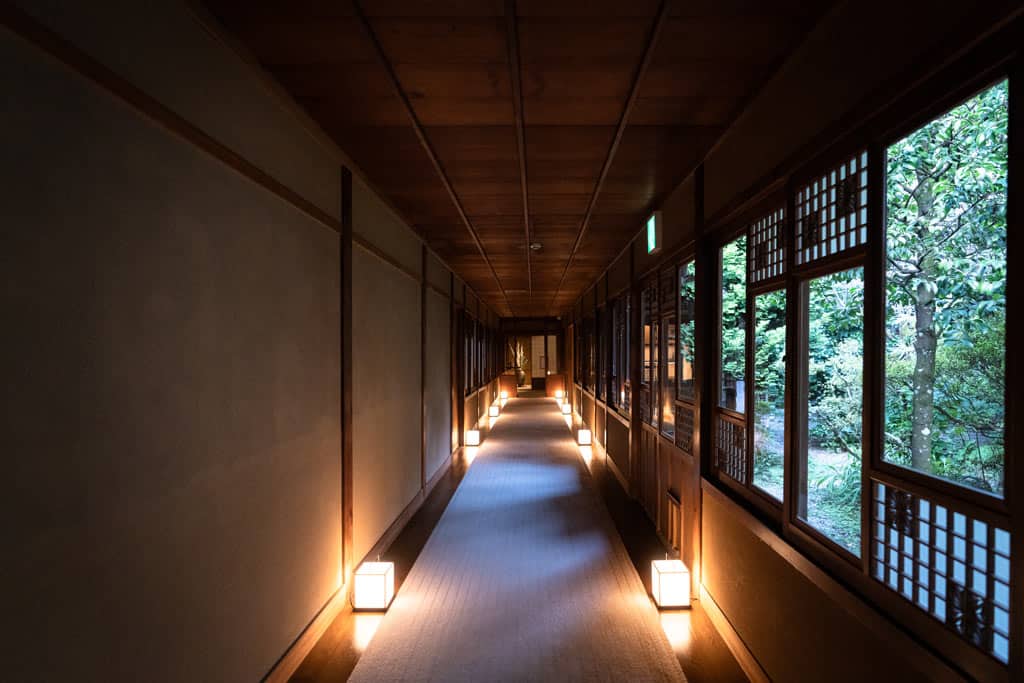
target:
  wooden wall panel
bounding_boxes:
[702,488,955,682]
[703,0,1019,220]
[605,416,630,481]
[607,252,630,297]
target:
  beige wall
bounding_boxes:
[1,2,467,680]
[425,289,453,481]
[351,243,423,562]
[1,13,341,682]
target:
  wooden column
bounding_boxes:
[628,242,642,497]
[340,167,354,586]
[420,245,427,489]
[691,165,710,591]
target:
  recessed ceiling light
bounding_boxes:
[529,242,543,251]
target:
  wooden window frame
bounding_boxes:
[706,39,1020,680]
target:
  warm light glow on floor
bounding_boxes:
[563,415,573,429]
[464,446,479,465]
[353,613,384,652]
[579,445,593,466]
[488,416,498,430]
[659,611,692,651]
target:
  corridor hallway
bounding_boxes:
[6,3,1019,682]
[346,397,685,682]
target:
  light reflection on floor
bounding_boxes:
[659,610,693,651]
[578,445,593,466]
[353,613,384,653]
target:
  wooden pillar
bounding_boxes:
[420,245,427,489]
[628,240,642,497]
[340,167,354,587]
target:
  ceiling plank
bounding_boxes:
[351,0,514,315]
[504,0,532,301]
[546,0,670,313]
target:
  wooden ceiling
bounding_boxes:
[204,0,829,317]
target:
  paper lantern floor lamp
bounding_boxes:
[651,559,690,608]
[354,561,395,610]
[466,429,481,446]
[489,404,500,417]
[561,403,572,415]
[577,429,591,446]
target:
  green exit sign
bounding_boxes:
[646,212,662,255]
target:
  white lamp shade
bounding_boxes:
[577,429,591,446]
[489,405,500,417]
[354,561,395,610]
[555,389,564,398]
[561,403,571,415]
[466,429,481,446]
[651,559,690,608]
[500,390,509,399]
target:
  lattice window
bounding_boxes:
[675,404,694,455]
[748,206,786,285]
[639,387,651,425]
[795,151,868,266]
[715,414,746,484]
[871,481,1011,662]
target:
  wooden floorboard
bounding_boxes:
[291,397,745,682]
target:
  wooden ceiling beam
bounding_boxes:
[504,0,532,303]
[351,0,514,316]
[546,0,670,314]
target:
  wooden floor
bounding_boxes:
[292,398,745,682]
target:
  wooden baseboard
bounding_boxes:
[263,586,349,683]
[699,584,770,683]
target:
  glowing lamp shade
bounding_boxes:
[500,390,509,399]
[489,404,500,417]
[651,560,690,608]
[561,403,571,415]
[577,429,592,446]
[466,430,481,446]
[555,389,564,399]
[354,562,395,610]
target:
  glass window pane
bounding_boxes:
[800,267,863,555]
[678,261,696,401]
[753,289,786,501]
[662,314,676,439]
[884,80,1007,497]
[720,237,747,412]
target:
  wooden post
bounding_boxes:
[340,167,354,587]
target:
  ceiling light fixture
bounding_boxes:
[529,242,543,251]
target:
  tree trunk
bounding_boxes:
[910,172,937,473]
[911,275,937,472]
